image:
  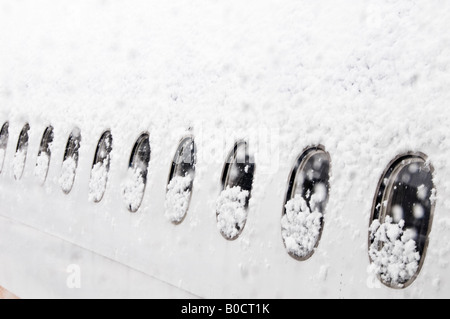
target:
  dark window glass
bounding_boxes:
[60,128,81,194]
[89,131,113,203]
[282,146,331,260]
[165,136,196,224]
[35,126,54,184]
[124,133,150,212]
[0,122,9,174]
[14,123,30,180]
[216,141,255,240]
[369,153,435,288]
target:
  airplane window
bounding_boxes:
[89,130,113,203]
[0,122,9,174]
[281,146,331,260]
[13,123,30,180]
[216,141,255,240]
[35,126,54,185]
[165,136,196,224]
[123,133,150,213]
[60,128,81,194]
[369,153,435,288]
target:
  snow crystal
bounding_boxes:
[89,161,108,202]
[13,149,26,179]
[165,174,192,223]
[417,184,428,200]
[122,167,146,212]
[392,205,404,223]
[281,194,323,258]
[59,156,77,193]
[401,172,411,183]
[310,183,327,211]
[408,164,419,174]
[35,152,50,184]
[216,186,249,239]
[413,204,425,219]
[368,216,420,288]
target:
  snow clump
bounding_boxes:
[281,194,323,258]
[216,186,249,239]
[59,156,77,193]
[368,216,420,287]
[89,161,109,202]
[123,167,146,212]
[35,152,50,184]
[165,174,193,223]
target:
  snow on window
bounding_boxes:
[13,123,30,180]
[89,161,108,203]
[0,122,9,174]
[216,186,249,240]
[123,166,146,212]
[165,174,193,224]
[60,156,77,193]
[34,126,54,185]
[35,152,50,184]
[369,217,420,288]
[282,146,331,260]
[281,194,323,258]
[123,133,150,212]
[60,128,81,194]
[369,153,435,288]
[165,136,196,224]
[216,141,255,240]
[89,131,113,203]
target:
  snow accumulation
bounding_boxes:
[369,216,420,288]
[165,174,192,223]
[216,186,249,239]
[310,183,328,211]
[122,167,146,212]
[13,149,26,180]
[89,161,109,202]
[59,156,77,193]
[281,194,323,258]
[34,152,50,184]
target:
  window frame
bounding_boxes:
[369,152,436,289]
[89,130,113,203]
[36,125,54,184]
[282,145,331,261]
[61,128,82,194]
[126,132,151,213]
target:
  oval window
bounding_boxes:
[165,136,196,224]
[0,122,9,174]
[89,130,113,203]
[369,153,435,289]
[123,133,150,213]
[13,123,30,180]
[35,126,54,185]
[59,128,81,194]
[216,141,255,240]
[281,146,331,261]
